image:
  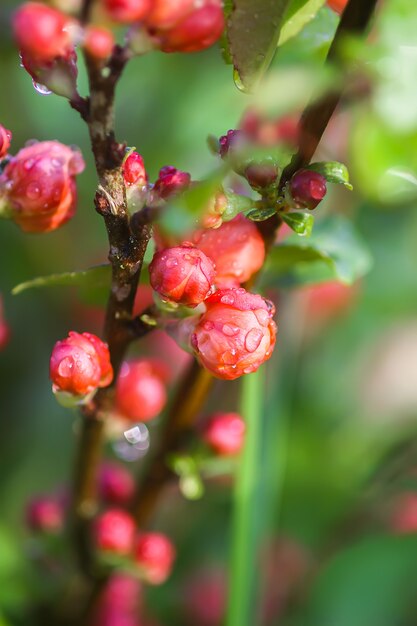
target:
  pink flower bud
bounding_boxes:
[289,169,327,210]
[149,245,215,306]
[145,0,224,53]
[0,140,85,233]
[219,129,244,159]
[95,509,136,555]
[50,331,113,397]
[115,360,167,423]
[0,125,12,159]
[203,412,246,455]
[391,493,417,534]
[103,0,152,23]
[134,532,175,584]
[154,166,191,199]
[91,574,142,626]
[193,215,265,286]
[191,288,277,380]
[99,462,135,505]
[123,152,148,186]
[13,3,75,64]
[26,496,64,533]
[184,568,226,626]
[84,26,115,61]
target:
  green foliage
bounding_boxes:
[265,215,372,286]
[278,0,327,46]
[308,161,353,189]
[282,211,315,237]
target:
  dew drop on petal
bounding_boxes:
[166,257,178,269]
[245,328,263,353]
[32,81,52,96]
[220,294,235,305]
[222,323,239,337]
[203,321,214,331]
[26,182,42,199]
[57,357,74,378]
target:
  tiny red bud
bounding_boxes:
[0,125,12,159]
[91,574,142,626]
[13,2,75,64]
[245,162,278,189]
[123,152,148,186]
[134,532,175,584]
[192,288,277,380]
[218,129,244,159]
[154,165,191,199]
[193,215,265,286]
[149,245,215,306]
[103,0,152,23]
[84,26,115,60]
[145,0,224,53]
[0,140,85,233]
[26,496,64,533]
[115,360,167,423]
[95,509,136,555]
[327,0,347,14]
[289,169,327,210]
[203,412,246,455]
[99,462,135,505]
[50,331,113,398]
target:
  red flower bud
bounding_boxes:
[327,0,347,14]
[13,2,75,64]
[219,129,244,159]
[203,412,245,455]
[0,125,12,159]
[84,26,115,60]
[95,509,136,555]
[145,0,224,53]
[245,162,278,189]
[91,574,142,626]
[134,532,175,584]
[193,215,265,286]
[115,360,167,423]
[289,169,327,210]
[50,331,113,398]
[123,152,148,186]
[0,140,85,233]
[99,462,135,505]
[26,496,64,533]
[154,166,191,199]
[149,245,215,306]
[103,0,152,23]
[191,288,277,380]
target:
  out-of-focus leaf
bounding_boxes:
[297,534,417,626]
[227,0,292,92]
[265,215,372,286]
[278,0,327,46]
[308,161,353,189]
[12,265,111,295]
[275,5,338,62]
[282,211,314,236]
[351,110,417,205]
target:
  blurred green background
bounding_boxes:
[2,0,417,624]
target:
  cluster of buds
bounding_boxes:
[94,509,175,584]
[0,137,85,233]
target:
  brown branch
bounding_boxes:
[280,0,380,187]
[132,360,213,526]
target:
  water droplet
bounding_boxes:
[203,321,214,331]
[220,294,235,305]
[221,350,237,365]
[166,257,178,269]
[32,81,52,96]
[222,323,239,337]
[245,328,263,353]
[255,309,269,326]
[26,182,42,199]
[57,357,74,378]
[51,158,62,168]
[113,423,150,461]
[233,68,247,93]
[24,159,35,171]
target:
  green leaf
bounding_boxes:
[308,161,353,189]
[297,535,417,626]
[282,211,314,236]
[246,206,277,222]
[265,215,372,286]
[278,0,327,46]
[12,265,111,297]
[227,0,292,92]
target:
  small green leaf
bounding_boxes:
[246,206,277,222]
[265,216,372,286]
[282,211,314,236]
[278,0,327,46]
[227,0,292,92]
[12,265,111,296]
[308,161,353,189]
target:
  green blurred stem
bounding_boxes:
[226,368,265,626]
